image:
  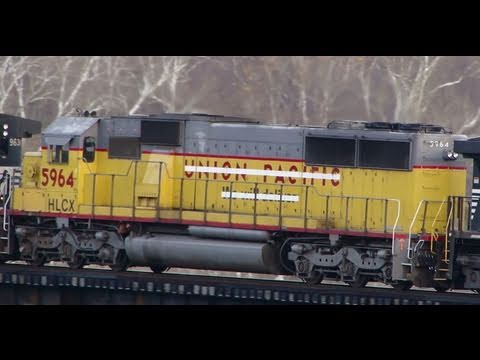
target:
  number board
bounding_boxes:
[9,138,21,147]
[41,168,74,188]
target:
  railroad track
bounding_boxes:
[0,263,479,304]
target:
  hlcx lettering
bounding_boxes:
[48,198,75,213]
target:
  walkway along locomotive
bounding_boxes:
[1,112,479,292]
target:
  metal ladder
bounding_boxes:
[0,171,14,250]
[429,198,454,281]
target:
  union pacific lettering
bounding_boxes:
[184,159,341,186]
[184,160,247,181]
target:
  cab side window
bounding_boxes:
[83,137,96,163]
[49,145,69,164]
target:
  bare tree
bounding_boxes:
[14,57,66,120]
[212,56,266,119]
[0,56,30,115]
[459,106,480,134]
[4,55,480,137]
[377,56,479,123]
[354,56,378,120]
[51,56,104,117]
[284,56,357,124]
[96,56,134,115]
[126,56,203,115]
[0,56,60,119]
[289,56,312,123]
[8,56,108,119]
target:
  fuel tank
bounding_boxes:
[188,226,271,242]
[125,234,286,274]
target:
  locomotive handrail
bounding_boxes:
[228,180,233,226]
[172,171,398,204]
[81,158,427,210]
[444,202,454,262]
[446,195,480,231]
[413,239,425,253]
[81,158,402,242]
[279,184,284,229]
[430,198,447,253]
[390,199,401,256]
[408,200,426,259]
[213,180,400,239]
[304,186,309,231]
[308,186,393,203]
[83,159,166,178]
[85,160,163,213]
[82,158,135,177]
[442,195,479,262]
[202,177,209,224]
[2,174,12,231]
[253,182,258,228]
[132,161,138,219]
[407,199,444,259]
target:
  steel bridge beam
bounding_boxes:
[0,264,479,305]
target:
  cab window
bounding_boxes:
[49,145,69,164]
[83,137,96,163]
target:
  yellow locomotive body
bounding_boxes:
[8,114,470,287]
[14,142,467,238]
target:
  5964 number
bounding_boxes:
[429,140,449,148]
[41,168,74,187]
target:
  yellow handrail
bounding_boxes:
[407,199,445,259]
[444,204,454,262]
[430,198,447,252]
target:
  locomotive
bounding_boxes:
[1,111,480,292]
[0,114,41,253]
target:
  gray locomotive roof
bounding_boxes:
[120,113,260,124]
[43,116,100,146]
[43,116,99,136]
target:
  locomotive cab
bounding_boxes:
[0,114,41,255]
[0,113,41,168]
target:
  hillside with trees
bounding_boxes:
[2,56,480,149]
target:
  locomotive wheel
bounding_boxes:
[346,275,369,289]
[28,250,46,267]
[392,281,413,291]
[68,252,85,270]
[150,265,169,274]
[303,271,324,285]
[109,250,129,272]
